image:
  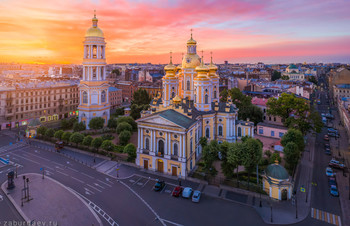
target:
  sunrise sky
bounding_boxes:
[1,0,350,64]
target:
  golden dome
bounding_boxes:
[173,95,181,103]
[182,54,201,68]
[164,52,176,76]
[187,29,197,45]
[195,56,209,79]
[85,11,104,38]
[86,27,104,37]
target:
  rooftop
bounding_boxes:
[158,109,197,129]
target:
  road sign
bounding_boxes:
[300,187,305,192]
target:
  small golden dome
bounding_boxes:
[173,95,181,103]
[182,54,201,68]
[85,11,104,38]
[164,52,176,75]
[187,29,197,45]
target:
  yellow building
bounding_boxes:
[78,12,110,128]
[136,33,254,178]
[262,161,293,200]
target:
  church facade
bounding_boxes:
[136,34,254,178]
[78,13,110,129]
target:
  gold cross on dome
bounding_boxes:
[190,28,193,38]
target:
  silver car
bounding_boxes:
[182,187,193,198]
[192,190,201,203]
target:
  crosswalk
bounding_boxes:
[0,142,27,154]
[311,208,342,226]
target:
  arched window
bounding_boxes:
[82,91,88,104]
[205,94,208,104]
[238,127,242,137]
[218,125,223,136]
[206,128,210,138]
[173,143,178,156]
[187,80,190,90]
[92,67,97,80]
[214,90,217,99]
[145,138,150,150]
[158,140,164,155]
[93,45,97,58]
[100,67,104,80]
[101,90,106,103]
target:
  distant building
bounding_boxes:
[108,87,122,109]
[282,64,305,80]
[115,81,137,103]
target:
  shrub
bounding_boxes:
[124,143,136,162]
[107,118,118,129]
[70,132,84,146]
[101,140,115,152]
[45,128,55,138]
[119,130,131,145]
[91,137,103,150]
[82,135,93,147]
[62,132,72,143]
[54,130,64,140]
[37,126,47,136]
[114,145,124,153]
[89,117,105,130]
[73,122,86,132]
[116,122,132,134]
[101,134,114,141]
[116,116,137,130]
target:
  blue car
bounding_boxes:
[330,185,339,197]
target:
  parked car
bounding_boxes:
[324,135,329,141]
[325,148,331,155]
[192,190,201,203]
[326,113,334,119]
[328,132,340,138]
[182,187,193,198]
[327,128,338,133]
[326,167,334,177]
[329,159,345,169]
[330,185,339,197]
[329,177,337,187]
[172,186,183,197]
[324,143,330,148]
[154,180,165,191]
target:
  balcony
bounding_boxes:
[171,155,178,161]
[141,149,149,155]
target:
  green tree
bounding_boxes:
[220,89,229,102]
[54,130,64,140]
[270,152,282,164]
[227,142,245,186]
[91,137,103,151]
[37,126,47,136]
[199,137,208,148]
[130,104,149,120]
[82,135,93,147]
[228,88,252,109]
[202,140,219,176]
[307,76,317,85]
[60,119,70,130]
[220,142,236,178]
[131,89,151,106]
[124,143,137,162]
[107,118,118,129]
[68,117,78,127]
[62,132,72,143]
[281,129,305,153]
[283,142,300,173]
[113,107,125,117]
[281,75,289,80]
[238,104,263,125]
[271,70,281,81]
[242,138,263,189]
[117,116,137,130]
[73,122,86,132]
[101,140,115,152]
[119,130,131,145]
[267,93,318,134]
[70,132,84,146]
[45,128,55,138]
[116,122,133,134]
[88,117,105,130]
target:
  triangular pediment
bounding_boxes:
[138,114,184,128]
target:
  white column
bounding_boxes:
[179,135,183,158]
[97,45,100,59]
[138,128,141,149]
[153,130,156,152]
[150,130,153,152]
[168,133,171,155]
[182,134,186,159]
[233,119,236,138]
[140,129,143,149]
[248,128,251,137]
[165,132,168,155]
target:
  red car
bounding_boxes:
[324,135,329,141]
[172,186,183,197]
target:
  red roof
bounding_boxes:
[251,97,268,106]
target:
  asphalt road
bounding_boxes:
[310,76,342,216]
[0,127,335,226]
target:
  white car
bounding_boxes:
[192,190,201,203]
[326,167,334,177]
[182,187,193,198]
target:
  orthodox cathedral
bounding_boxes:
[78,12,110,129]
[136,33,254,178]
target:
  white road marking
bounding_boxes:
[165,190,171,193]
[94,183,105,189]
[23,152,50,162]
[129,179,135,183]
[133,177,142,186]
[137,182,143,186]
[68,167,79,173]
[105,178,114,185]
[11,153,40,165]
[85,191,91,195]
[81,172,95,179]
[84,187,95,194]
[71,176,84,183]
[142,178,150,188]
[43,165,54,170]
[97,179,112,187]
[87,184,102,192]
[161,218,184,226]
[56,170,69,176]
[160,185,167,193]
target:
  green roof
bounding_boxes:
[159,109,196,129]
[265,163,289,180]
[287,64,298,69]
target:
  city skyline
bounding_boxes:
[1,0,350,64]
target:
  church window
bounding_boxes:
[173,143,178,156]
[100,46,104,58]
[187,80,190,90]
[100,67,104,80]
[158,140,164,155]
[205,94,208,104]
[218,125,223,136]
[145,138,150,150]
[206,128,210,138]
[92,67,97,80]
[238,127,242,137]
[86,46,89,58]
[101,90,106,103]
[82,91,88,104]
[190,138,193,153]
[93,45,97,58]
[205,89,208,93]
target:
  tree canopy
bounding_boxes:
[132,89,152,106]
[281,128,305,153]
[70,132,84,146]
[45,128,55,138]
[107,118,118,129]
[82,135,93,147]
[116,122,133,134]
[54,130,64,140]
[91,137,103,150]
[73,122,86,132]
[37,126,47,136]
[283,142,300,173]
[62,132,72,143]
[101,140,115,152]
[88,117,105,130]
[124,143,137,162]
[119,130,131,145]
[271,70,281,81]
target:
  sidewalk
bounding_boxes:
[1,173,102,226]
